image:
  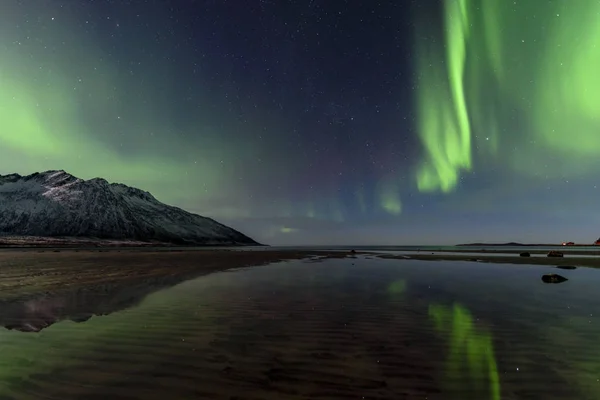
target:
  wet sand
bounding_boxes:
[0,249,347,301]
[377,252,600,268]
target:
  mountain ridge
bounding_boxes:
[0,170,259,246]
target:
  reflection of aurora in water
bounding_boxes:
[387,279,407,296]
[388,279,500,399]
[429,303,500,400]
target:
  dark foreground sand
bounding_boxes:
[0,249,347,301]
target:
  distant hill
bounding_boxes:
[457,242,556,247]
[0,170,259,246]
[457,242,598,247]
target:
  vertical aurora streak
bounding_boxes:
[415,0,472,193]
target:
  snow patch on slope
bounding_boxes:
[0,170,258,245]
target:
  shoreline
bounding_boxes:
[376,253,600,268]
[2,247,598,302]
[456,243,600,247]
[411,248,600,256]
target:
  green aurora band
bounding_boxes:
[429,303,500,400]
[416,0,600,192]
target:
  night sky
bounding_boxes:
[1,0,599,245]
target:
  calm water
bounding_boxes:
[1,257,599,399]
[40,245,597,253]
[238,245,600,253]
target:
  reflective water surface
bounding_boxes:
[1,257,599,399]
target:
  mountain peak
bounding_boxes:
[43,169,68,176]
[0,171,258,245]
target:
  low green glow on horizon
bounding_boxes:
[429,303,500,400]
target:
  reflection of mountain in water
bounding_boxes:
[0,272,201,332]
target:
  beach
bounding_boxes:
[1,247,599,301]
[0,248,347,301]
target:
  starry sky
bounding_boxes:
[1,0,599,245]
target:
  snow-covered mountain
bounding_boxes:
[0,170,259,245]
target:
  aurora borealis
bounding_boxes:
[2,0,600,245]
[416,0,600,190]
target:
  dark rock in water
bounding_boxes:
[556,265,577,270]
[547,251,564,258]
[350,249,356,254]
[520,252,531,257]
[542,273,568,283]
[71,314,92,323]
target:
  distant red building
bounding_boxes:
[562,242,575,246]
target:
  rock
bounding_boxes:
[350,249,356,254]
[520,252,530,257]
[542,273,568,283]
[71,315,92,323]
[547,251,564,258]
[556,265,577,270]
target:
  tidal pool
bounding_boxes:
[0,257,599,399]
